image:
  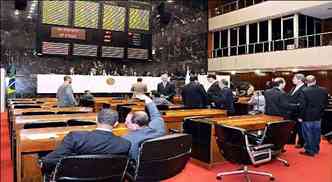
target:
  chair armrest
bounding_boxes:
[252,144,274,151]
[169,128,181,133]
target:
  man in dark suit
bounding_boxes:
[264,77,298,118]
[181,76,208,108]
[299,75,328,157]
[288,74,306,148]
[207,74,222,107]
[41,109,130,173]
[218,79,235,115]
[157,73,176,101]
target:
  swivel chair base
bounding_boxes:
[216,166,274,182]
[276,157,290,167]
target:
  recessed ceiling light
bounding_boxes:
[14,10,20,16]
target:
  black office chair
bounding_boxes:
[156,104,169,110]
[126,133,192,182]
[80,100,95,107]
[67,119,96,126]
[117,104,135,122]
[21,111,55,115]
[14,105,42,109]
[57,111,88,115]
[23,122,67,129]
[215,124,275,181]
[48,155,128,182]
[252,120,296,166]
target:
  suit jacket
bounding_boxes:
[42,130,130,172]
[124,102,166,161]
[181,82,208,108]
[56,84,77,107]
[288,84,306,119]
[157,82,176,101]
[131,83,148,97]
[219,87,235,114]
[207,81,222,105]
[302,85,329,121]
[264,87,298,117]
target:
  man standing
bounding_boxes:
[157,73,176,101]
[131,78,148,98]
[206,74,222,107]
[264,77,298,117]
[42,109,130,173]
[288,74,306,148]
[181,76,208,108]
[56,76,77,107]
[218,79,235,115]
[300,75,328,157]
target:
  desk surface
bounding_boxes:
[15,113,97,129]
[210,114,283,130]
[19,124,128,153]
[13,107,93,116]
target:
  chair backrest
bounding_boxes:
[134,134,192,181]
[182,117,212,163]
[215,124,251,165]
[23,122,67,129]
[67,119,96,126]
[156,104,169,110]
[116,105,134,122]
[80,100,95,107]
[53,155,128,182]
[14,105,42,109]
[21,111,55,115]
[260,120,295,150]
[57,111,87,115]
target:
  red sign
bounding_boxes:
[51,27,86,40]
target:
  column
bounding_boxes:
[268,19,272,51]
[246,24,249,53]
[227,29,231,56]
[293,14,299,48]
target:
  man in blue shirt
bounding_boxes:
[124,94,166,161]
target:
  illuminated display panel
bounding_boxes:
[42,42,69,55]
[42,1,69,26]
[103,5,126,31]
[73,44,98,57]
[74,1,99,29]
[129,8,150,31]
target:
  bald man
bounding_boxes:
[299,75,328,157]
[124,94,166,161]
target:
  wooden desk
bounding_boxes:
[17,125,128,182]
[184,114,283,168]
[13,107,93,116]
[15,113,97,130]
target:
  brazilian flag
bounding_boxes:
[7,65,16,95]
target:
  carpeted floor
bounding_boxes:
[1,112,331,182]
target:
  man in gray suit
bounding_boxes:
[56,76,77,107]
[124,94,166,161]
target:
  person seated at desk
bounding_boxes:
[124,94,166,161]
[79,90,95,107]
[181,76,208,108]
[248,90,265,113]
[131,77,148,98]
[151,90,173,106]
[56,75,77,107]
[41,109,131,174]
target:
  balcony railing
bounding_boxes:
[209,0,268,18]
[210,31,332,58]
